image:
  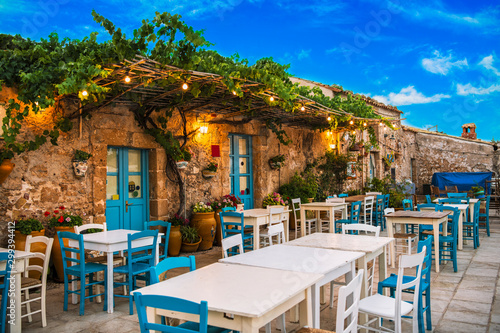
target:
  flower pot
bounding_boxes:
[168,226,182,257]
[236,203,244,212]
[181,237,202,253]
[14,229,46,279]
[72,160,88,177]
[269,161,282,170]
[0,159,15,184]
[176,161,188,169]
[191,212,216,251]
[51,226,75,282]
[201,170,216,179]
[214,209,223,246]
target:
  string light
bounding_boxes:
[269,96,275,102]
[329,143,336,149]
[182,83,189,90]
[81,90,88,97]
[363,122,367,127]
[327,131,332,136]
[352,130,356,135]
[301,106,305,111]
[327,116,332,121]
[349,120,354,125]
[232,91,237,95]
[379,122,383,126]
[124,76,131,83]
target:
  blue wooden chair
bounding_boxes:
[479,195,491,236]
[378,236,433,333]
[382,194,390,229]
[335,201,361,233]
[417,203,443,240]
[58,231,107,316]
[438,206,460,272]
[220,211,253,253]
[463,200,480,249]
[149,256,196,284]
[425,195,432,203]
[1,252,13,333]
[114,229,158,315]
[144,220,171,261]
[338,193,349,198]
[134,292,231,333]
[372,195,385,230]
[402,199,413,211]
[447,193,467,198]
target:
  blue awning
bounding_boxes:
[431,172,493,193]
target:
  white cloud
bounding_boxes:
[479,55,500,76]
[421,50,468,75]
[297,49,311,60]
[372,86,451,106]
[456,83,500,96]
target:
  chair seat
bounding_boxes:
[378,273,429,292]
[21,277,41,288]
[66,262,107,276]
[179,321,230,333]
[394,233,417,239]
[86,254,124,264]
[296,328,335,333]
[359,293,414,318]
[114,262,150,275]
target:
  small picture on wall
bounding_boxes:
[347,161,356,179]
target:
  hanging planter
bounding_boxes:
[0,159,15,184]
[269,154,285,170]
[349,143,361,151]
[72,150,92,178]
[176,160,189,169]
[202,170,216,178]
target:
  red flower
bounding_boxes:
[44,211,50,217]
[59,206,65,210]
[54,210,59,214]
[58,216,64,223]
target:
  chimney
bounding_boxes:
[461,123,477,140]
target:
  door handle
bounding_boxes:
[126,201,133,213]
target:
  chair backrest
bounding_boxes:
[447,192,467,198]
[326,197,345,203]
[375,195,385,210]
[402,198,413,211]
[268,206,285,226]
[473,200,481,224]
[126,230,159,271]
[327,195,338,198]
[438,198,464,204]
[1,252,13,333]
[134,292,209,333]
[366,192,382,195]
[221,206,236,212]
[417,236,433,287]
[440,206,460,238]
[383,194,390,209]
[384,207,395,215]
[350,201,362,223]
[219,211,245,239]
[417,203,441,211]
[425,194,432,203]
[394,248,426,333]
[342,224,380,237]
[338,193,349,198]
[445,185,458,193]
[267,223,285,245]
[336,269,364,333]
[291,198,302,220]
[149,255,196,284]
[144,220,171,260]
[74,222,107,234]
[24,235,54,284]
[58,231,87,281]
[221,234,244,258]
[363,196,374,212]
[484,195,491,211]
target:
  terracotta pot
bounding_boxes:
[201,170,216,178]
[191,212,216,251]
[0,159,15,184]
[14,229,46,279]
[214,209,222,246]
[51,226,75,282]
[181,237,202,253]
[168,226,182,257]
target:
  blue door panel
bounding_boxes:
[229,134,254,209]
[105,206,121,231]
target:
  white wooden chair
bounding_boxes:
[385,208,418,260]
[329,223,379,308]
[21,235,53,327]
[298,269,364,333]
[319,197,345,231]
[362,196,374,225]
[291,198,317,238]
[260,206,286,246]
[221,234,244,258]
[358,248,426,333]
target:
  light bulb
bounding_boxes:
[363,122,367,127]
[327,116,331,121]
[182,83,188,90]
[232,91,237,95]
[124,76,131,83]
[383,126,387,130]
[379,122,383,126]
[81,90,88,97]
[349,120,354,125]
[301,106,305,111]
[327,131,332,136]
[329,144,336,149]
[352,130,356,135]
[270,96,274,102]
[200,125,208,134]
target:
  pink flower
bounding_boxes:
[65,217,71,222]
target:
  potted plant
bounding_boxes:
[471,185,485,198]
[262,192,287,208]
[0,150,15,184]
[180,225,202,252]
[223,194,244,211]
[73,149,92,177]
[175,147,192,169]
[47,206,83,282]
[202,161,218,178]
[269,154,285,169]
[14,217,46,279]
[190,202,216,251]
[167,214,189,256]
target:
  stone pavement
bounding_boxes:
[21,214,500,333]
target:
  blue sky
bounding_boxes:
[1,0,499,141]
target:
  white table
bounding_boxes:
[222,208,289,250]
[68,229,161,313]
[299,202,348,237]
[0,248,36,333]
[133,263,323,332]
[434,198,478,222]
[385,211,449,272]
[423,203,469,250]
[219,244,364,328]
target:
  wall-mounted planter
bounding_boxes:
[72,160,88,177]
[176,161,189,169]
[269,160,282,170]
[202,170,216,179]
[0,159,15,184]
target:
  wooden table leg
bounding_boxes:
[300,208,306,237]
[106,251,114,313]
[387,218,396,268]
[433,223,441,273]
[254,222,260,250]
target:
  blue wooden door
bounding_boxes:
[229,134,254,209]
[105,147,149,230]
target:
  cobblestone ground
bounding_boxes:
[21,213,500,333]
